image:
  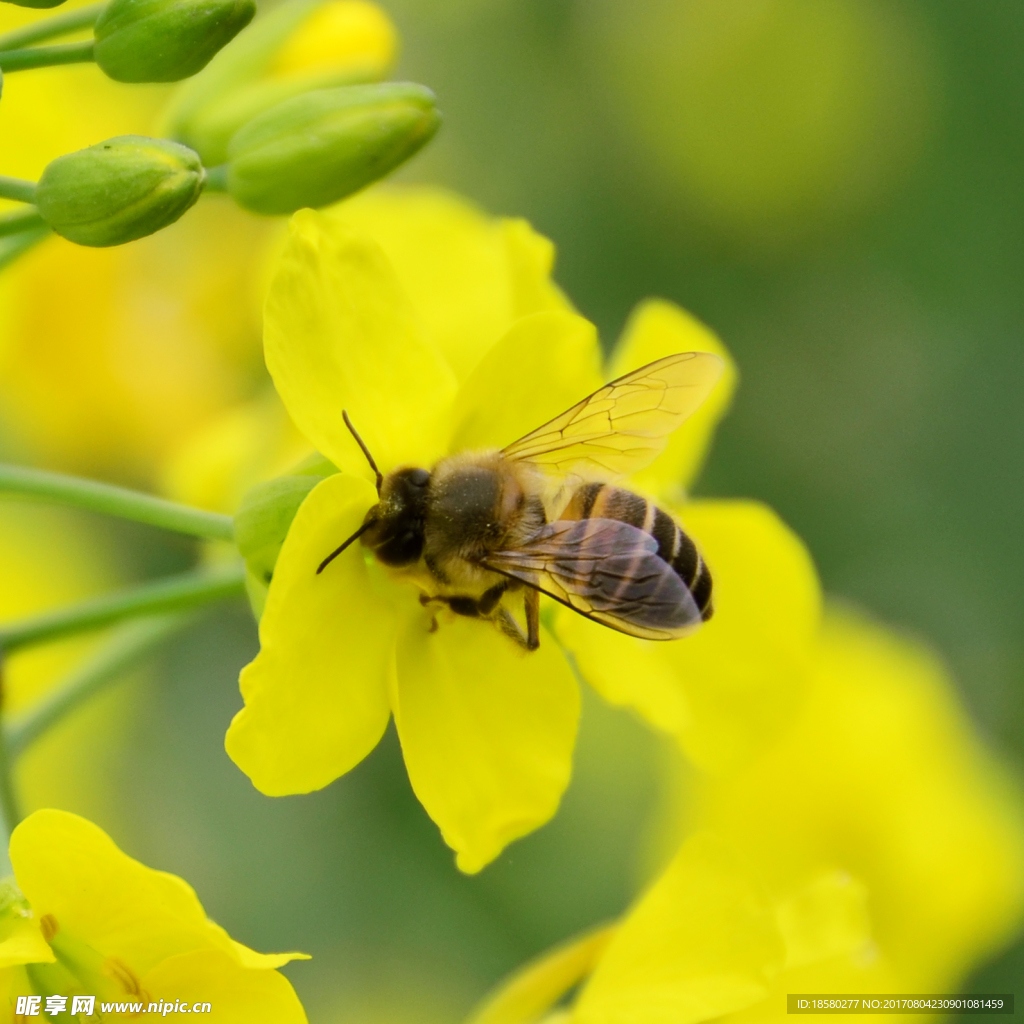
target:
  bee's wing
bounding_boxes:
[501,352,723,481]
[483,518,702,641]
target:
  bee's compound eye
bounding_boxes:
[407,468,430,488]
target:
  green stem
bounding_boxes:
[0,39,95,72]
[0,733,21,855]
[0,562,246,655]
[0,2,103,50]
[0,225,50,271]
[0,175,37,204]
[0,463,235,542]
[0,208,45,238]
[5,614,189,758]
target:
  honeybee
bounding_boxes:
[317,352,723,650]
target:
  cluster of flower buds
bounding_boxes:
[0,0,440,248]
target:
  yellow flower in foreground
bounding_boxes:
[692,608,1024,1008]
[472,834,869,1024]
[0,810,307,1022]
[472,610,1024,1024]
[224,186,811,871]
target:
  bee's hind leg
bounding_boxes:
[524,589,539,651]
[492,591,541,652]
[494,608,531,650]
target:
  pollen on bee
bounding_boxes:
[39,914,59,941]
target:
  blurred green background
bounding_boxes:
[2,0,1023,1017]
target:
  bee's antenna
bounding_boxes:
[342,410,383,496]
[317,519,376,575]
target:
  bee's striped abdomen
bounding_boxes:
[560,482,713,621]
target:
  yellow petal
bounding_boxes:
[666,499,821,770]
[393,612,579,873]
[775,871,872,971]
[0,914,54,970]
[161,391,311,515]
[575,834,784,1024]
[448,311,604,453]
[140,949,307,1023]
[264,209,456,479]
[553,610,690,735]
[333,187,571,382]
[469,925,616,1024]
[229,940,310,971]
[269,0,397,79]
[226,474,395,796]
[9,811,285,978]
[608,299,737,498]
[500,217,573,322]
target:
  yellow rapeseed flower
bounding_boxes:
[471,835,868,1024]
[471,610,1024,1024]
[226,193,579,874]
[0,809,308,1021]
[691,608,1024,1009]
[224,185,811,873]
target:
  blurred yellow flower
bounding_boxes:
[691,608,1024,1007]
[269,0,397,79]
[0,201,270,483]
[0,22,272,485]
[0,809,308,1021]
[0,506,125,821]
[472,835,869,1024]
[472,610,1024,1024]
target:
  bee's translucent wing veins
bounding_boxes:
[484,518,702,641]
[501,352,724,481]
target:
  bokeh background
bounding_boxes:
[1,0,1023,1018]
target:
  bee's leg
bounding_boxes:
[495,607,531,649]
[478,581,509,615]
[524,588,540,651]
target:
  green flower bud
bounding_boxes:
[35,136,206,248]
[4,0,66,8]
[94,0,256,83]
[224,82,440,216]
[160,0,398,166]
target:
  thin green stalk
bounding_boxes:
[0,2,103,50]
[0,226,50,271]
[0,562,246,655]
[5,614,189,758]
[0,463,235,542]
[0,39,95,72]
[0,208,45,238]
[0,176,36,204]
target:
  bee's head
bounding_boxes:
[317,413,432,575]
[361,467,431,566]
